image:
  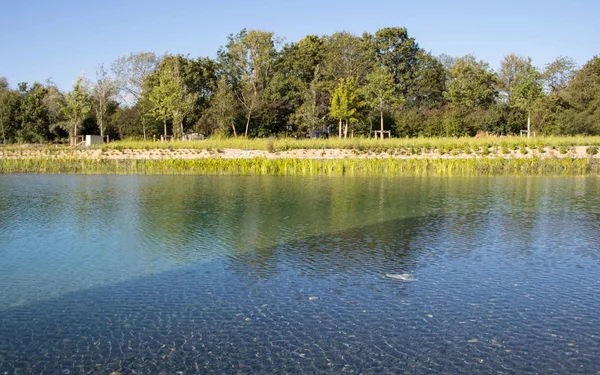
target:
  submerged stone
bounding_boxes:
[385,273,417,281]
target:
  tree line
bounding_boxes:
[1,27,599,144]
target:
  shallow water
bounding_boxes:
[1,175,599,374]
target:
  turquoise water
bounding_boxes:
[1,175,599,374]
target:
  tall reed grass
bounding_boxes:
[0,157,595,176]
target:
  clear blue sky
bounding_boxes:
[1,0,597,91]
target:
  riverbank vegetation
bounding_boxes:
[2,135,600,156]
[0,157,597,176]
[1,27,599,145]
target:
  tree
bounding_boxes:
[270,35,326,133]
[61,77,91,144]
[438,54,459,72]
[543,56,577,94]
[43,80,67,138]
[322,31,374,85]
[562,56,600,134]
[444,55,498,109]
[498,54,532,103]
[92,65,117,137]
[329,78,362,138]
[148,56,198,139]
[361,65,398,135]
[566,56,600,108]
[219,29,278,137]
[111,51,161,104]
[149,65,177,140]
[374,27,420,99]
[0,77,8,91]
[412,51,447,109]
[512,63,544,138]
[0,89,20,144]
[292,67,327,135]
[202,76,239,136]
[18,82,51,143]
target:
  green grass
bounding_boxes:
[0,157,596,176]
[3,135,600,155]
[95,135,600,152]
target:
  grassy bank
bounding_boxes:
[0,157,596,176]
[3,135,600,156]
[99,135,600,153]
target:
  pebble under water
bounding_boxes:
[0,175,599,374]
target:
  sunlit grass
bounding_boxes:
[0,157,596,176]
[2,135,600,154]
[97,135,600,153]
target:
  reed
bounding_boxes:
[0,157,595,176]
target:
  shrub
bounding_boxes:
[586,146,599,156]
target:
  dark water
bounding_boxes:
[1,175,599,374]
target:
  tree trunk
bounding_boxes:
[344,120,348,139]
[231,122,237,137]
[99,118,104,138]
[380,110,384,133]
[163,119,167,140]
[527,110,531,139]
[244,111,251,137]
[338,119,342,139]
[72,117,79,146]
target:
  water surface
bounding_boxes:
[1,175,599,374]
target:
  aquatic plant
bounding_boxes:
[0,157,594,176]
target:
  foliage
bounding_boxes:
[92,65,117,137]
[60,77,91,140]
[444,55,498,109]
[2,28,600,144]
[111,51,161,103]
[330,78,362,138]
[361,65,398,132]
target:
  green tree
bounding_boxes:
[361,65,398,136]
[219,29,278,137]
[322,31,374,85]
[18,82,51,143]
[498,54,532,103]
[512,63,544,138]
[562,56,600,134]
[329,78,362,138]
[111,51,161,104]
[543,56,577,94]
[201,76,238,136]
[374,27,420,98]
[92,65,117,137]
[43,80,67,139]
[148,56,199,139]
[61,77,91,144]
[412,51,447,109]
[444,55,498,109]
[0,87,20,143]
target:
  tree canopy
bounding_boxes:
[1,28,598,143]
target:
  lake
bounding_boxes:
[1,175,599,374]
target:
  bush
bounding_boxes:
[586,146,599,156]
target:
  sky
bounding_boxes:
[0,0,598,91]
